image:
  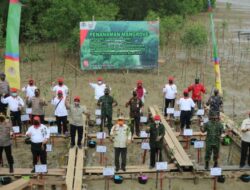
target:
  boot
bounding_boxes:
[205,161,209,170]
[9,164,14,173]
[213,161,218,167]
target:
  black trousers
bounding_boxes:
[31,143,47,166]
[150,147,162,167]
[180,111,192,129]
[10,111,22,132]
[0,145,14,166]
[114,147,127,170]
[194,100,202,109]
[130,115,140,136]
[56,116,68,134]
[31,115,45,124]
[240,140,250,166]
[101,114,112,134]
[70,124,83,146]
[164,98,175,116]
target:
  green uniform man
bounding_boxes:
[97,88,117,134]
[201,113,224,170]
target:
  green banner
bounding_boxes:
[80,21,159,70]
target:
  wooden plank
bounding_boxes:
[65,147,76,190]
[84,164,177,174]
[0,178,30,190]
[0,168,65,176]
[73,149,83,189]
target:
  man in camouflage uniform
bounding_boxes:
[206,88,223,118]
[147,115,165,169]
[201,112,224,170]
[126,91,143,137]
[97,88,118,134]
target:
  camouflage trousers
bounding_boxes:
[205,144,220,162]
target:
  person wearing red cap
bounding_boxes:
[22,79,37,100]
[52,78,69,97]
[51,90,69,135]
[0,72,10,116]
[68,96,88,148]
[1,88,24,132]
[134,80,147,103]
[146,115,165,169]
[178,89,195,132]
[163,76,177,117]
[187,78,206,109]
[26,116,50,173]
[239,112,250,168]
[27,88,47,124]
[0,114,14,173]
[89,77,110,100]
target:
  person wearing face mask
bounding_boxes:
[89,77,110,101]
[134,80,147,103]
[187,78,206,109]
[27,89,47,124]
[0,72,10,116]
[110,116,132,172]
[1,88,24,132]
[22,79,37,100]
[125,91,143,137]
[0,114,14,173]
[26,116,50,173]
[52,78,69,97]
[97,88,117,134]
[147,115,165,169]
[68,96,89,149]
[51,90,69,135]
[178,89,195,133]
[163,76,177,117]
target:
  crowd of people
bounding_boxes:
[0,72,249,174]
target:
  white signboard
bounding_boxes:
[46,144,52,152]
[96,118,101,125]
[167,108,174,114]
[203,117,209,123]
[12,126,20,133]
[21,114,30,121]
[140,116,148,123]
[140,131,148,138]
[26,108,32,114]
[174,111,181,117]
[49,126,58,134]
[156,162,168,171]
[35,164,47,173]
[95,109,101,116]
[183,129,193,136]
[194,141,204,149]
[96,132,106,139]
[196,109,205,116]
[96,145,107,153]
[141,142,150,150]
[103,167,115,176]
[210,167,222,176]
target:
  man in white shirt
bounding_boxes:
[178,89,195,132]
[0,72,10,115]
[52,78,69,97]
[51,90,69,134]
[22,79,37,100]
[239,112,250,168]
[26,116,50,173]
[89,77,108,100]
[110,116,132,172]
[1,88,24,132]
[163,76,177,117]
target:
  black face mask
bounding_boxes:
[105,92,109,95]
[33,121,40,125]
[58,82,63,86]
[169,80,173,84]
[133,93,137,97]
[35,92,39,97]
[184,93,188,97]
